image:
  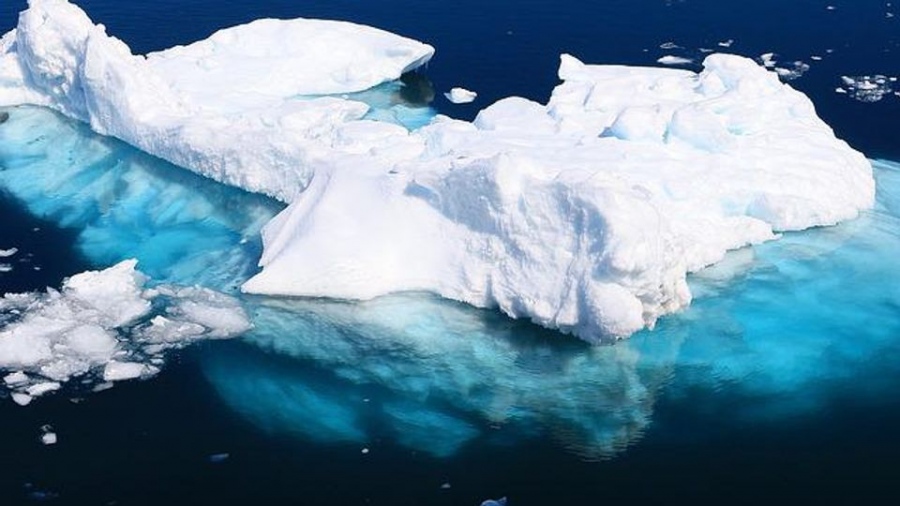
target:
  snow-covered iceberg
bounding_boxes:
[0,0,875,342]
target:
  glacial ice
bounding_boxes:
[0,259,251,400]
[0,0,877,344]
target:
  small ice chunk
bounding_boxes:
[92,382,115,392]
[361,447,370,454]
[810,55,823,61]
[0,247,18,258]
[0,264,12,273]
[4,371,29,386]
[480,497,508,506]
[40,430,57,445]
[657,55,693,66]
[441,482,452,490]
[774,61,810,81]
[444,87,478,104]
[26,382,61,397]
[718,39,734,47]
[659,42,681,50]
[208,453,230,463]
[11,393,33,406]
[835,87,847,94]
[759,53,776,68]
[103,361,158,382]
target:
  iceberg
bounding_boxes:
[0,0,875,342]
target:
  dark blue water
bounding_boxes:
[1,1,900,505]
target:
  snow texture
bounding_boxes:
[0,0,875,343]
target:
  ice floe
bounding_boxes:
[0,260,250,403]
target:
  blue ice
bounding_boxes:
[2,101,900,460]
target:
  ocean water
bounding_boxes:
[1,1,900,505]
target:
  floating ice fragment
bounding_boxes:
[361,447,370,454]
[4,371,28,386]
[0,247,17,257]
[759,53,776,68]
[40,426,57,445]
[444,87,478,104]
[657,55,693,65]
[659,42,682,50]
[718,39,734,47]
[0,264,11,273]
[27,382,61,397]
[810,55,823,61]
[480,497,508,506]
[774,61,810,81]
[103,361,158,382]
[208,453,230,463]
[441,483,452,489]
[11,392,32,406]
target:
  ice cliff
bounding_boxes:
[0,0,875,342]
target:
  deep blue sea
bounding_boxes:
[1,1,900,505]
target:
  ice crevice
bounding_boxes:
[0,0,876,343]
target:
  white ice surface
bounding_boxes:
[0,260,251,402]
[0,0,875,342]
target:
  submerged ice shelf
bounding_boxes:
[0,0,875,342]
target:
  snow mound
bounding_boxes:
[0,260,251,403]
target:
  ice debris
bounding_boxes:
[657,55,693,65]
[444,87,478,104]
[839,75,895,102]
[0,260,250,403]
